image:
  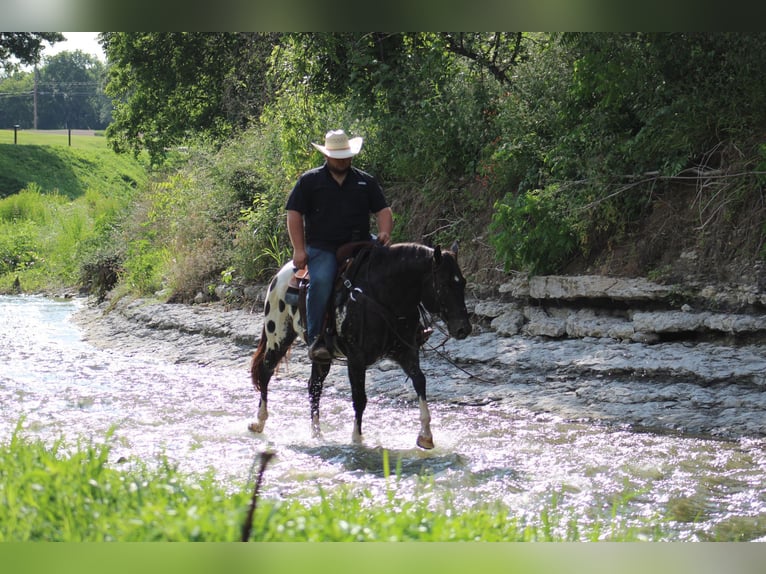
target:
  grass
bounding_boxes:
[0,132,147,294]
[0,132,145,200]
[0,128,108,150]
[0,426,667,542]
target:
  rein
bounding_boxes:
[339,248,492,384]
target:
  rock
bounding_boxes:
[529,275,674,301]
[703,313,766,334]
[631,311,710,333]
[214,285,228,300]
[194,291,211,304]
[523,306,566,337]
[498,275,530,299]
[565,309,635,340]
[243,285,265,302]
[490,309,525,336]
[473,300,515,319]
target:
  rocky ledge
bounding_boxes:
[470,275,766,344]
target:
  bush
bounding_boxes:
[491,185,579,275]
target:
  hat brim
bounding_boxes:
[311,136,363,159]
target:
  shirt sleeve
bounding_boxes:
[366,176,388,213]
[285,176,306,213]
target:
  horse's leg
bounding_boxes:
[347,359,368,444]
[249,357,272,433]
[412,371,434,449]
[249,262,302,434]
[248,330,296,434]
[308,361,331,437]
[397,351,434,449]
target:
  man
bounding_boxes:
[286,129,393,362]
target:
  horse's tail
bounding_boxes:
[250,327,268,393]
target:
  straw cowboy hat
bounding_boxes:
[311,130,363,159]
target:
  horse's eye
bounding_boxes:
[453,275,461,283]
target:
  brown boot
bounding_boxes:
[308,338,331,363]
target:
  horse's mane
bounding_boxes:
[366,242,434,278]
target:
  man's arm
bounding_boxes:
[287,209,308,268]
[375,207,393,246]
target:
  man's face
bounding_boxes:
[326,156,352,176]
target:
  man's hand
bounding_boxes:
[375,207,394,246]
[292,248,308,269]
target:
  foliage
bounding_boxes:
[0,71,34,128]
[491,185,579,274]
[0,33,65,72]
[102,32,279,165]
[0,428,666,542]
[120,124,311,298]
[270,33,507,182]
[35,51,112,130]
[1,47,109,130]
[5,33,766,295]
[490,33,766,273]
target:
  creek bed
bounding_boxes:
[2,294,766,541]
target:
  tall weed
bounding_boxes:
[0,183,59,224]
[0,428,666,542]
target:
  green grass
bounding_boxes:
[0,135,145,200]
[0,134,147,293]
[0,128,108,150]
[0,427,667,542]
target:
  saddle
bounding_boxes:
[285,241,376,342]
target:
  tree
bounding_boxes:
[0,33,65,72]
[36,51,110,130]
[269,33,527,179]
[102,32,279,163]
[0,71,34,128]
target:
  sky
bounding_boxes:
[43,32,104,61]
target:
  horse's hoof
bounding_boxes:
[248,422,265,433]
[417,435,434,450]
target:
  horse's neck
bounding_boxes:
[364,248,431,310]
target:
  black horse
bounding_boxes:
[248,242,472,449]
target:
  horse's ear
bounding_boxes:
[450,241,459,259]
[433,245,442,265]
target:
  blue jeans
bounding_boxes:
[306,245,338,343]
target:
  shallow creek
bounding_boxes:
[2,295,766,541]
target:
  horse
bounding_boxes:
[248,241,472,449]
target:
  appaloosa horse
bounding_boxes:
[248,242,472,449]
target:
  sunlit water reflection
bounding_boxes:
[2,295,766,541]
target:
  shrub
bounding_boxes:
[491,185,579,275]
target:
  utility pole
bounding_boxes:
[33,66,38,130]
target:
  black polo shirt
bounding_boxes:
[285,163,389,251]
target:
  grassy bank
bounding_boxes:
[0,428,664,542]
[0,132,147,294]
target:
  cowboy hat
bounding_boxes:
[311,130,363,159]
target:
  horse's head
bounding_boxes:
[427,242,472,340]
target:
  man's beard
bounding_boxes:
[328,164,350,177]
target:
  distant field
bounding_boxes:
[0,129,107,150]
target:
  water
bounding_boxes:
[2,294,766,541]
